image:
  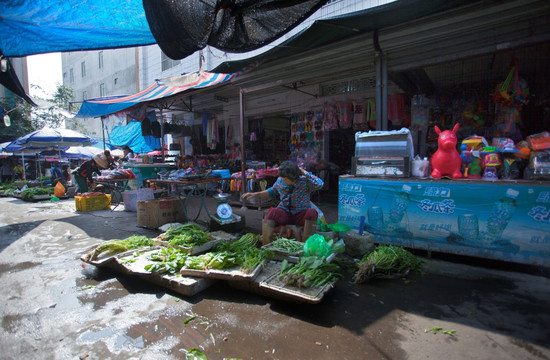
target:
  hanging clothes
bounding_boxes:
[352,100,366,131]
[322,102,338,131]
[366,98,376,129]
[337,101,352,129]
[388,93,406,125]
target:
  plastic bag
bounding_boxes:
[303,234,333,258]
[327,222,350,232]
[412,155,430,177]
[54,182,66,197]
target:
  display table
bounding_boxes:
[338,175,550,266]
[149,177,232,221]
[123,163,171,190]
[96,178,130,210]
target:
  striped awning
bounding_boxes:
[76,71,236,118]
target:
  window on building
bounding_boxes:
[70,68,74,83]
[98,51,103,69]
[99,83,105,97]
[83,91,87,101]
[161,53,181,71]
[114,78,118,85]
[81,61,86,77]
[63,72,67,80]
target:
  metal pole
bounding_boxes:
[239,89,246,199]
[21,152,25,180]
[159,108,165,163]
[101,117,106,150]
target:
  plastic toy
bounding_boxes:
[431,123,462,179]
[482,147,501,181]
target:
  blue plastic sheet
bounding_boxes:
[109,120,159,154]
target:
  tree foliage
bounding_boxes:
[0,84,76,143]
[31,84,74,129]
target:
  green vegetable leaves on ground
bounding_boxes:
[85,235,153,261]
[425,327,456,336]
[353,244,424,284]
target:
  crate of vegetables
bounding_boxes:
[178,233,273,281]
[262,237,304,263]
[257,258,342,304]
[153,223,229,255]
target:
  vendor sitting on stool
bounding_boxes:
[241,160,324,245]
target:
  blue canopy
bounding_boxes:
[108,120,160,154]
[0,1,156,57]
[0,1,327,59]
[14,127,97,148]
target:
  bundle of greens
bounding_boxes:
[85,235,153,261]
[145,247,188,274]
[157,223,210,248]
[268,238,303,254]
[353,244,424,284]
[180,233,273,274]
[20,187,54,201]
[279,256,342,288]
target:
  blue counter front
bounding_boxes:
[338,175,550,266]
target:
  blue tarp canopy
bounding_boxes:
[108,120,160,154]
[0,1,155,57]
[0,1,327,59]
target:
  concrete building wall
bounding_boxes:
[62,47,137,104]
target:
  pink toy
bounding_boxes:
[431,123,463,179]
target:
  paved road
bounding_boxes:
[0,196,549,360]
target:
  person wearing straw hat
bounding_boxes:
[72,150,114,193]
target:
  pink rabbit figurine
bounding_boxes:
[431,123,463,179]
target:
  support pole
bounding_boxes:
[375,51,388,131]
[101,116,106,150]
[239,89,246,200]
[159,108,165,163]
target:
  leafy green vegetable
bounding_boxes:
[20,186,54,200]
[145,247,188,274]
[86,235,153,261]
[180,233,272,274]
[425,327,456,336]
[279,256,342,288]
[158,223,210,247]
[186,348,207,360]
[184,316,196,326]
[353,245,424,284]
[269,238,303,254]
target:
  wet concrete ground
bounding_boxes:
[0,196,549,360]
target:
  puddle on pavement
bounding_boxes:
[0,261,40,273]
[123,313,214,353]
[79,326,145,351]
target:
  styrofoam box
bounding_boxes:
[122,188,154,212]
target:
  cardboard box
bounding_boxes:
[75,194,111,212]
[137,197,186,228]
